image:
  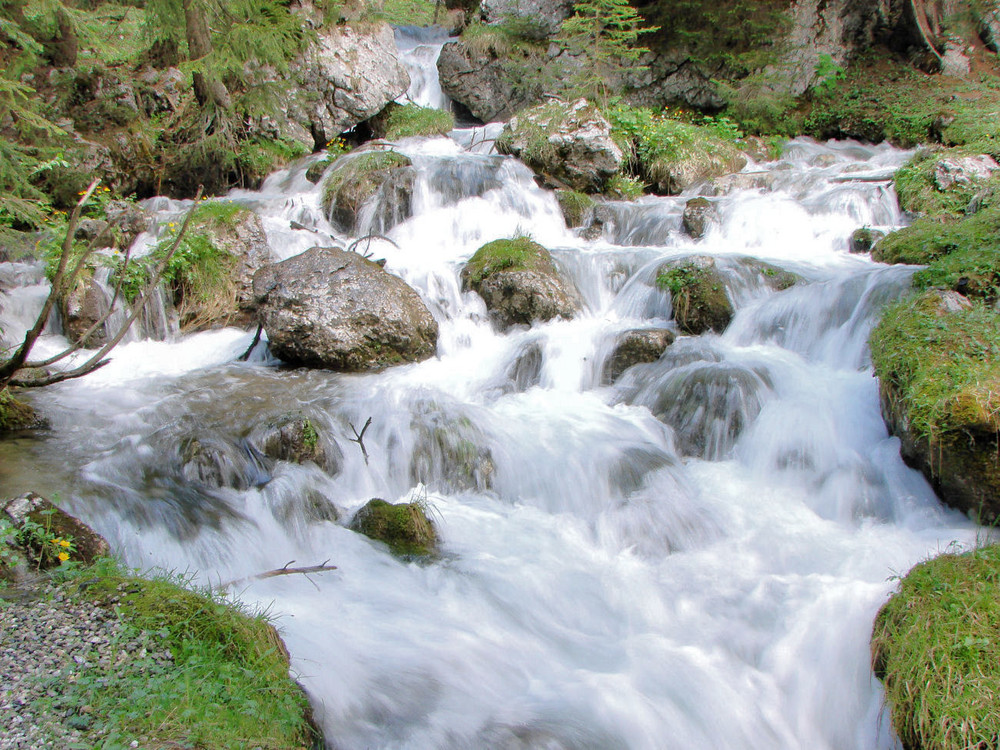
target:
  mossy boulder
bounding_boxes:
[656,257,734,335]
[496,99,624,193]
[368,102,455,140]
[349,498,438,557]
[180,437,270,491]
[872,544,1000,750]
[871,291,1000,522]
[252,246,439,371]
[602,329,675,384]
[737,258,800,291]
[849,227,885,254]
[556,190,596,229]
[0,389,45,433]
[409,409,495,492]
[460,237,581,330]
[893,149,1000,217]
[250,415,343,473]
[321,150,415,235]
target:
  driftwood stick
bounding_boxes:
[238,323,264,361]
[216,560,338,589]
[349,416,372,466]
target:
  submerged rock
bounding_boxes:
[656,257,734,335]
[180,437,270,491]
[497,99,623,193]
[253,247,439,371]
[603,329,675,384]
[461,237,581,330]
[250,414,343,474]
[321,150,415,235]
[349,498,439,556]
[681,197,717,239]
[409,409,495,492]
[850,227,885,254]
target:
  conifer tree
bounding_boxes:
[557,0,658,103]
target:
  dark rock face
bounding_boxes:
[436,41,538,123]
[682,197,717,240]
[180,437,270,491]
[252,247,439,371]
[657,256,734,335]
[61,275,111,347]
[104,200,152,249]
[602,329,675,384]
[2,492,110,565]
[349,498,439,556]
[497,99,623,193]
[461,238,581,330]
[250,415,343,474]
[850,227,885,254]
[480,0,574,38]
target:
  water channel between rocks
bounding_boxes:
[0,29,985,750]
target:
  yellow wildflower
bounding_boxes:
[60,539,71,548]
[58,552,70,562]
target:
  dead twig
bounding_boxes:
[349,416,372,466]
[238,323,264,361]
[216,559,338,590]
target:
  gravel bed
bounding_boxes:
[0,580,171,749]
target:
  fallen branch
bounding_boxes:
[347,233,399,259]
[349,416,372,466]
[238,323,264,361]
[216,560,338,589]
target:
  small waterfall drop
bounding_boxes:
[395,25,452,110]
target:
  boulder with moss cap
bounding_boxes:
[349,498,439,557]
[321,150,415,235]
[461,237,582,329]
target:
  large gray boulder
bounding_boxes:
[289,23,410,146]
[252,247,438,371]
[602,329,675,384]
[437,41,538,123]
[497,99,623,193]
[933,154,1000,191]
[480,0,573,38]
[461,238,581,329]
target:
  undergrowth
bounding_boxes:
[382,104,454,139]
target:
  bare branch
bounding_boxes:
[12,188,204,388]
[215,560,338,589]
[0,179,99,385]
[347,233,399,259]
[349,416,372,466]
[238,323,264,361]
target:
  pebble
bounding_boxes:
[0,581,172,749]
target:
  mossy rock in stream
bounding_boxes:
[555,190,596,229]
[349,498,439,557]
[871,290,1000,522]
[250,414,343,474]
[872,543,1000,750]
[656,257,734,335]
[0,389,46,433]
[368,102,455,140]
[321,150,415,234]
[893,149,999,218]
[461,237,581,330]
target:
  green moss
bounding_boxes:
[0,388,39,432]
[556,190,596,227]
[372,0,439,25]
[29,560,316,749]
[464,236,551,285]
[894,150,983,217]
[872,543,1000,750]
[870,293,1000,440]
[236,137,308,182]
[321,150,411,221]
[301,418,319,452]
[349,498,438,557]
[656,260,734,334]
[382,104,455,140]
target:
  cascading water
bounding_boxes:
[395,26,452,110]
[0,119,985,746]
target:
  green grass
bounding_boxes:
[870,293,1000,440]
[372,0,439,26]
[872,543,1000,750]
[893,150,995,217]
[34,559,315,749]
[463,236,551,285]
[382,104,455,139]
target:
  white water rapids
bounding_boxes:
[0,31,986,750]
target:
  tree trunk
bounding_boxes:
[182,0,232,109]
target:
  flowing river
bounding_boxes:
[0,29,985,750]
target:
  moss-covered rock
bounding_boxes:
[460,237,581,329]
[321,150,414,234]
[555,190,596,229]
[894,149,1000,217]
[368,102,455,140]
[872,544,1000,750]
[496,99,623,193]
[0,389,44,433]
[656,257,734,335]
[349,498,439,557]
[1,491,110,566]
[681,197,716,239]
[409,410,495,492]
[602,328,675,384]
[849,227,884,254]
[250,414,343,473]
[871,291,1000,522]
[737,258,800,291]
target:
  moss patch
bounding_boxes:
[556,190,596,227]
[0,388,41,433]
[872,544,1000,750]
[871,292,1000,440]
[32,560,317,749]
[462,236,554,285]
[349,498,438,557]
[893,150,995,218]
[376,103,455,140]
[656,259,734,334]
[321,150,412,230]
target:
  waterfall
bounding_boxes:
[0,122,983,747]
[395,25,452,111]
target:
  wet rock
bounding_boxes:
[497,99,623,193]
[681,197,717,240]
[253,246,438,371]
[104,200,152,249]
[980,5,1000,52]
[321,150,415,234]
[508,341,544,391]
[1,492,110,565]
[437,41,539,123]
[933,154,999,192]
[461,237,581,330]
[180,437,270,490]
[271,489,340,525]
[250,415,343,473]
[0,390,46,433]
[410,412,495,492]
[707,171,779,195]
[349,498,439,557]
[61,274,110,347]
[603,329,675,384]
[288,23,410,146]
[556,190,596,229]
[737,258,800,291]
[850,227,885,254]
[656,256,734,335]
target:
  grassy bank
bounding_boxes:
[872,543,1000,750]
